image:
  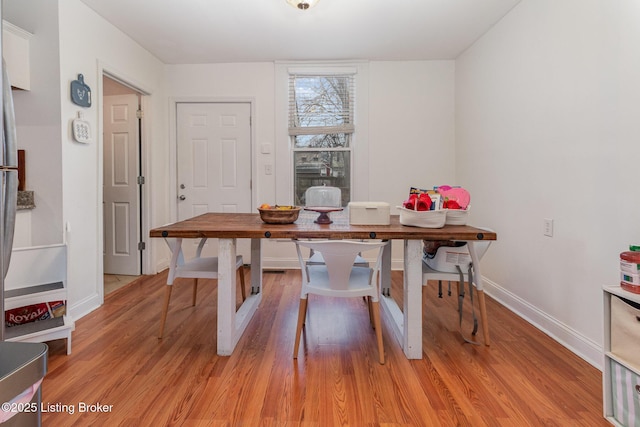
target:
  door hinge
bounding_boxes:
[138,241,146,251]
[137,176,145,185]
[136,109,144,119]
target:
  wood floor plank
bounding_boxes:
[39,269,608,426]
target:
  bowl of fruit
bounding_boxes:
[258,204,302,224]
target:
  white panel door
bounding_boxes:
[177,102,252,258]
[103,94,140,275]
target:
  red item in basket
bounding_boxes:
[403,193,431,211]
[403,194,417,210]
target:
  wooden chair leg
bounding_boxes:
[367,296,374,328]
[158,285,173,339]
[371,300,385,364]
[192,278,198,306]
[477,289,491,346]
[238,265,247,301]
[293,298,308,359]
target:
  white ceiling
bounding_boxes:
[79,0,522,64]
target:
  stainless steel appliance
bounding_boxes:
[0,53,19,344]
[0,342,47,426]
[0,10,48,426]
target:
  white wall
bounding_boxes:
[57,0,167,318]
[369,61,456,201]
[456,0,640,367]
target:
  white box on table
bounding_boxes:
[348,202,390,225]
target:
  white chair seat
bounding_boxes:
[159,237,246,339]
[174,255,243,277]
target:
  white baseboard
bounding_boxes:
[69,293,102,321]
[482,277,603,371]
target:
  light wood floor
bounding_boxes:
[42,269,607,426]
[104,274,141,295]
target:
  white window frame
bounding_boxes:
[275,61,370,205]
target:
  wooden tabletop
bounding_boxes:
[150,211,496,241]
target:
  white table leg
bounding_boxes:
[380,239,423,359]
[402,239,423,358]
[468,241,490,345]
[250,238,262,294]
[217,238,237,355]
[381,242,392,296]
[217,237,263,356]
[166,238,183,285]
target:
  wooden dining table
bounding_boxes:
[150,210,497,359]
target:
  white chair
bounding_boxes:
[293,239,390,364]
[158,237,246,339]
[421,228,493,345]
[304,186,368,267]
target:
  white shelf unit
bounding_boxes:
[3,243,74,354]
[603,285,640,426]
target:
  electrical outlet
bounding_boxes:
[265,164,273,175]
[543,218,554,237]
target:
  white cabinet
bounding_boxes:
[3,243,74,354]
[2,20,32,90]
[603,285,640,426]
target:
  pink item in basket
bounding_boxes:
[437,186,470,209]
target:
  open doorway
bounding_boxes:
[102,76,143,294]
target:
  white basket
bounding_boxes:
[445,206,470,225]
[397,206,446,228]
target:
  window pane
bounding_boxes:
[294,133,349,148]
[292,76,353,129]
[294,151,351,206]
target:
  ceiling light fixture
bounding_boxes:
[286,0,320,10]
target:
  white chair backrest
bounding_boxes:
[305,186,342,207]
[164,237,208,267]
[295,240,387,291]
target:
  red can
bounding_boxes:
[621,249,640,293]
[621,250,640,264]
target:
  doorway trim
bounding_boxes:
[97,61,153,304]
[168,97,257,223]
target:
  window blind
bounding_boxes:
[288,74,355,137]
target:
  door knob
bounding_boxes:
[179,195,186,201]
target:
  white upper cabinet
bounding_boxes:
[3,20,32,91]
